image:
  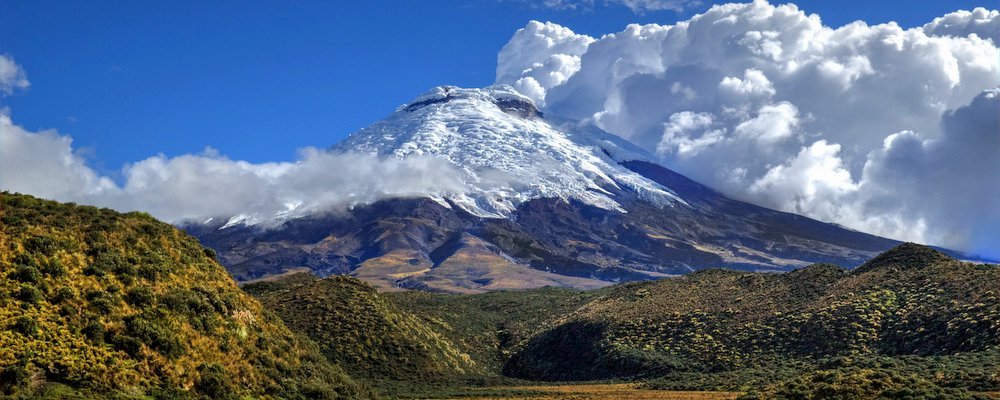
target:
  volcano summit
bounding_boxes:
[187,85,908,293]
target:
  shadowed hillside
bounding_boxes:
[504,243,1000,398]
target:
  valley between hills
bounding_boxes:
[3,193,1000,399]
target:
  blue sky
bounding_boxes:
[2,1,997,257]
[0,0,993,174]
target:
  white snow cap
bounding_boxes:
[337,85,686,218]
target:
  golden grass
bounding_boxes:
[441,383,740,400]
[239,267,312,284]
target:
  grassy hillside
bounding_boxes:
[12,192,995,399]
[386,285,607,375]
[242,243,1000,398]
[504,243,1000,397]
[246,273,604,397]
[0,193,374,399]
[250,274,480,383]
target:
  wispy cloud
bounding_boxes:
[515,0,702,14]
[0,55,30,95]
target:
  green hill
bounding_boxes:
[503,243,1000,396]
[385,285,607,375]
[246,273,603,397]
[249,274,480,383]
[12,191,996,399]
[0,193,374,399]
[241,242,1000,398]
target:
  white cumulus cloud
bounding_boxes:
[0,109,468,226]
[0,113,116,199]
[858,89,1000,260]
[496,1,1000,256]
[496,21,595,106]
[923,7,1000,44]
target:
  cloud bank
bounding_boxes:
[496,2,1000,257]
[0,111,467,226]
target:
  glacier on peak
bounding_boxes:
[332,85,687,218]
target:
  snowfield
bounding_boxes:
[335,85,686,218]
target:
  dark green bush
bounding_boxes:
[191,315,221,334]
[82,264,106,277]
[160,288,215,316]
[85,290,119,314]
[9,265,41,284]
[15,284,42,305]
[125,286,154,307]
[84,251,129,278]
[194,363,233,400]
[51,287,76,304]
[11,316,38,336]
[137,264,163,281]
[125,314,184,358]
[12,253,38,268]
[82,320,105,343]
[41,258,66,277]
[0,362,29,394]
[24,235,58,256]
[109,332,143,357]
[112,262,137,277]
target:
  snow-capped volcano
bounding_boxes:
[334,85,684,218]
[187,85,933,293]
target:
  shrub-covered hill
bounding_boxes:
[245,273,604,397]
[384,286,607,375]
[0,193,374,399]
[738,366,981,400]
[248,274,480,383]
[504,243,1000,394]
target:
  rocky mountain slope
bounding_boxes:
[0,193,374,399]
[187,85,919,292]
